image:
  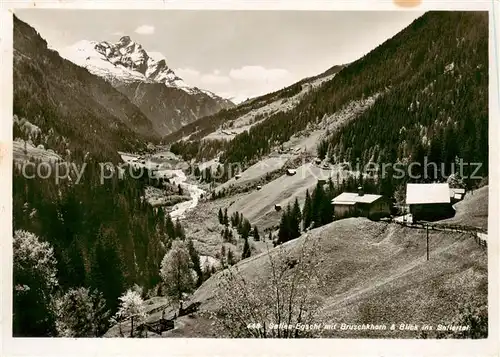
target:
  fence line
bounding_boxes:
[386,219,487,248]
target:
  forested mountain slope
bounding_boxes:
[12,16,199,337]
[13,16,156,162]
[319,12,488,174]
[222,12,487,171]
[167,11,487,182]
[12,161,191,336]
[164,64,346,159]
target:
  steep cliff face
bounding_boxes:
[114,81,234,135]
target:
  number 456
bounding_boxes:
[247,322,262,329]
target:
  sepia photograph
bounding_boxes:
[3,1,495,349]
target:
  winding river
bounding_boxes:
[120,152,205,219]
[162,169,205,219]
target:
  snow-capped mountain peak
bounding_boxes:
[58,36,189,89]
[56,35,234,136]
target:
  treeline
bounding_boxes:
[191,162,242,185]
[12,159,192,336]
[276,175,380,245]
[162,66,340,146]
[170,139,227,162]
[276,164,475,246]
[217,208,258,260]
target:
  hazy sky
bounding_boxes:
[15,10,424,103]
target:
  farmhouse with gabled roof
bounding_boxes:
[406,183,455,221]
[331,187,391,220]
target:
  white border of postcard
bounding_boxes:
[0,1,499,356]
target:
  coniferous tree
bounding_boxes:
[320,193,334,226]
[253,225,260,241]
[277,204,292,245]
[202,265,213,282]
[241,219,252,240]
[227,249,235,266]
[291,198,302,238]
[231,211,240,227]
[90,232,125,314]
[194,166,201,179]
[204,167,212,183]
[218,208,223,224]
[186,238,202,287]
[242,237,251,259]
[327,177,335,194]
[174,218,185,239]
[237,215,243,233]
[220,245,227,269]
[311,182,325,228]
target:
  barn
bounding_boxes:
[406,183,455,222]
[331,187,391,220]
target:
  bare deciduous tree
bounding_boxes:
[211,234,326,338]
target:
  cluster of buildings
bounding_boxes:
[331,183,464,222]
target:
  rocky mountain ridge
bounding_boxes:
[58,36,234,135]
